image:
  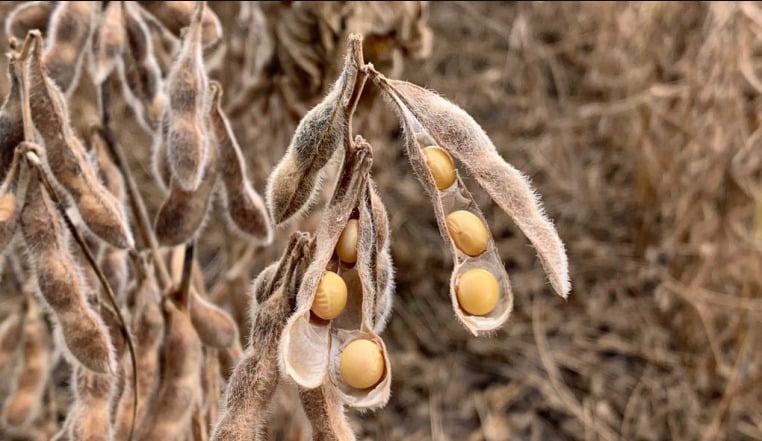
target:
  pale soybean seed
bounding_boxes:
[336,219,359,264]
[422,145,456,190]
[310,271,347,321]
[445,210,489,256]
[456,268,499,316]
[339,339,384,389]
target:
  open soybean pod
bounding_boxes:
[266,36,364,225]
[42,1,98,96]
[21,32,134,250]
[0,299,49,429]
[207,81,273,243]
[4,1,54,41]
[163,1,210,192]
[211,232,313,441]
[374,76,570,300]
[154,136,218,246]
[137,1,222,47]
[280,144,373,389]
[119,1,168,133]
[90,0,126,85]
[368,182,395,333]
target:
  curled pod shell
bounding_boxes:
[119,1,168,132]
[211,232,312,441]
[20,177,116,373]
[22,33,134,249]
[0,313,22,373]
[266,36,363,225]
[139,297,203,441]
[114,272,164,440]
[65,365,116,441]
[91,0,125,84]
[42,1,98,95]
[154,137,217,246]
[207,81,272,243]
[374,75,570,299]
[280,144,373,389]
[163,1,210,191]
[298,384,357,441]
[1,302,49,429]
[0,56,24,182]
[4,1,54,41]
[190,292,238,350]
[137,1,222,47]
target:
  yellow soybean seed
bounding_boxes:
[445,210,488,256]
[339,339,384,389]
[422,146,456,190]
[310,271,347,320]
[457,268,499,316]
[336,219,359,264]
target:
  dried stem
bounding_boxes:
[179,240,195,310]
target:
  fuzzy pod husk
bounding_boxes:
[375,75,570,299]
[211,231,312,441]
[5,1,54,41]
[163,1,210,191]
[207,81,272,243]
[137,1,222,47]
[265,37,363,225]
[22,32,134,249]
[20,177,116,374]
[119,1,168,132]
[42,1,98,95]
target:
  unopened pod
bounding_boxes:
[373,72,571,333]
[137,1,222,47]
[5,2,54,41]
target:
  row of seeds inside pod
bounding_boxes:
[423,146,500,317]
[310,219,385,390]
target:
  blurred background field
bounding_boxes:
[2,2,761,440]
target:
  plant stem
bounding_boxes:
[179,240,195,311]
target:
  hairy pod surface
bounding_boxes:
[376,76,570,299]
[266,38,363,225]
[1,305,49,429]
[211,232,312,441]
[0,193,18,254]
[43,1,97,95]
[190,291,239,349]
[120,1,167,132]
[91,0,125,84]
[154,137,218,246]
[23,34,134,249]
[207,81,272,243]
[5,1,54,41]
[65,365,115,441]
[0,58,24,182]
[0,313,22,373]
[137,1,222,47]
[298,385,357,441]
[20,178,115,373]
[164,1,210,191]
[139,298,202,441]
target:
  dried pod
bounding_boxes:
[42,1,98,95]
[211,232,312,441]
[368,184,394,333]
[114,271,164,440]
[22,33,134,249]
[139,297,202,441]
[91,0,125,84]
[1,302,49,429]
[4,1,54,41]
[266,37,363,225]
[0,193,18,254]
[374,75,570,299]
[0,59,25,185]
[163,1,210,191]
[0,313,22,373]
[20,177,116,373]
[190,292,239,350]
[135,6,180,74]
[137,1,222,47]
[64,365,116,441]
[119,1,168,132]
[154,138,217,246]
[280,145,373,388]
[299,385,357,441]
[207,81,272,243]
[201,348,219,429]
